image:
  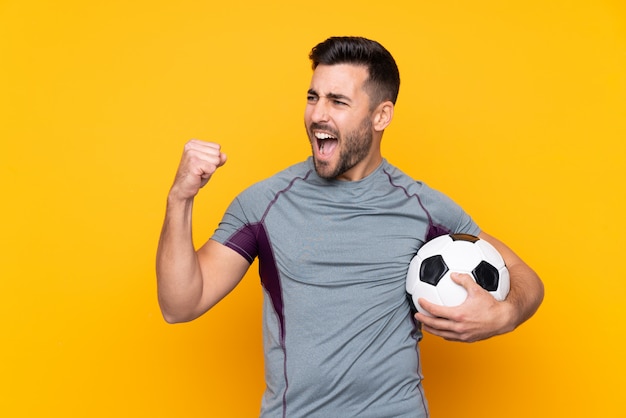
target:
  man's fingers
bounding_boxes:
[184,140,227,174]
[170,140,227,200]
[218,151,227,167]
[450,272,474,288]
[185,140,224,161]
[416,298,441,318]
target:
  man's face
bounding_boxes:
[304,64,376,181]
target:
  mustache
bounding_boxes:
[309,122,339,138]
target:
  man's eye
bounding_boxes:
[307,95,318,103]
[333,100,347,106]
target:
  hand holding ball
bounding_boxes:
[406,234,510,315]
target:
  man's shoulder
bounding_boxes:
[380,160,429,192]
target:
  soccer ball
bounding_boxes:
[406,233,510,315]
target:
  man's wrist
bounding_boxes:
[498,299,520,335]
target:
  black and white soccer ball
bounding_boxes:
[406,233,510,315]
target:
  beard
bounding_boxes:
[310,117,373,180]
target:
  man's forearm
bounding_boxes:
[504,263,544,332]
[156,197,204,323]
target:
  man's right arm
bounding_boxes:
[156,140,250,323]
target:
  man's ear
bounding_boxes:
[373,101,394,132]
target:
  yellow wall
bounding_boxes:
[1,0,624,416]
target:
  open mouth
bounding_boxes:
[315,132,338,157]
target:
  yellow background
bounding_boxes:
[1,0,624,416]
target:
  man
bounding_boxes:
[157,36,544,417]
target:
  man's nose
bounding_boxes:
[310,100,330,123]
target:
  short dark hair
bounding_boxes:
[309,36,400,107]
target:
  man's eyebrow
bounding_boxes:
[326,92,352,103]
[307,89,352,103]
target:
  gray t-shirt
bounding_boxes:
[211,158,480,418]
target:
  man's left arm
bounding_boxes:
[416,231,544,342]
